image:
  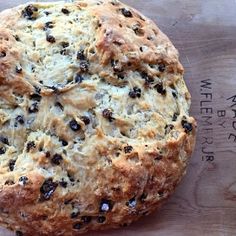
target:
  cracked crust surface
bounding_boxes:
[0,0,196,235]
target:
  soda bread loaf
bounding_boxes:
[0,0,196,235]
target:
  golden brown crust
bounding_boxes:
[92,2,183,71]
[0,1,196,235]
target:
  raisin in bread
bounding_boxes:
[0,0,196,235]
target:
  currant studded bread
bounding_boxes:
[0,0,196,235]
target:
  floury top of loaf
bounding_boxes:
[0,0,196,235]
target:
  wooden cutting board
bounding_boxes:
[0,0,236,235]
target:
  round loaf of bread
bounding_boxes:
[0,0,196,235]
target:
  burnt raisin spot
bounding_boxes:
[0,51,6,58]
[81,216,92,224]
[59,179,68,188]
[155,82,166,95]
[0,147,6,155]
[97,216,106,223]
[124,145,133,153]
[71,211,79,219]
[46,34,56,43]
[81,116,90,125]
[69,119,81,131]
[129,87,141,98]
[172,113,179,121]
[15,231,23,236]
[51,154,63,165]
[40,178,58,201]
[44,21,54,29]
[16,65,23,73]
[30,93,42,102]
[74,74,84,83]
[19,176,28,185]
[181,120,193,133]
[28,102,39,113]
[22,5,38,20]
[121,8,133,17]
[0,136,9,145]
[102,109,115,122]
[126,197,136,208]
[165,124,174,135]
[26,141,36,152]
[9,159,16,171]
[73,223,81,230]
[99,199,113,212]
[158,63,166,72]
[61,8,70,15]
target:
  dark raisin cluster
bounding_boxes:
[77,50,89,72]
[99,199,113,212]
[61,8,70,15]
[69,119,81,131]
[158,63,166,72]
[46,34,56,43]
[0,51,6,58]
[129,87,142,99]
[44,21,54,29]
[181,119,193,133]
[165,124,174,135]
[124,145,133,153]
[22,5,38,20]
[126,197,136,208]
[40,178,58,201]
[51,154,63,165]
[9,159,16,171]
[155,82,166,95]
[26,141,36,152]
[102,109,115,122]
[121,8,133,17]
[19,176,29,185]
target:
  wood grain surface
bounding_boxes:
[0,0,236,235]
